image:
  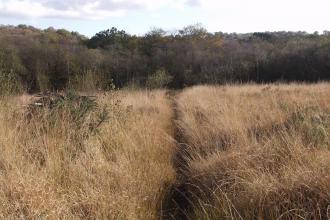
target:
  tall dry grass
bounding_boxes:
[174,83,330,219]
[0,83,329,219]
[0,90,175,219]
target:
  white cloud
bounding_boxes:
[193,0,330,33]
[0,0,195,19]
[0,0,328,33]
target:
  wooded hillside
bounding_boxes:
[0,24,329,93]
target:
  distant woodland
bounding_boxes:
[0,24,329,93]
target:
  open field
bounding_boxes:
[0,83,329,219]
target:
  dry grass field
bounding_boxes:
[172,83,330,219]
[0,83,329,219]
[0,90,175,219]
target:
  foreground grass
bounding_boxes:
[0,83,329,219]
[0,90,175,219]
[173,83,330,219]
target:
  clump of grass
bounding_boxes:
[287,106,329,148]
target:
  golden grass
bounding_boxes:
[0,90,175,219]
[174,83,330,219]
[0,83,329,219]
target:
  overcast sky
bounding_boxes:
[0,0,329,37]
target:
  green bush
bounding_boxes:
[27,91,110,159]
[0,69,22,95]
[146,68,173,89]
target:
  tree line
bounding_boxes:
[0,24,329,93]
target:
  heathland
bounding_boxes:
[0,83,329,219]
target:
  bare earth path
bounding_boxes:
[160,91,193,220]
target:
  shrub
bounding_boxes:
[26,91,109,159]
[0,69,22,95]
[146,68,173,89]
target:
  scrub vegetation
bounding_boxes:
[0,24,329,94]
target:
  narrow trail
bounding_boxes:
[160,91,194,220]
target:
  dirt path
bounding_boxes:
[160,91,193,220]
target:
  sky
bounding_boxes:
[0,0,329,37]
